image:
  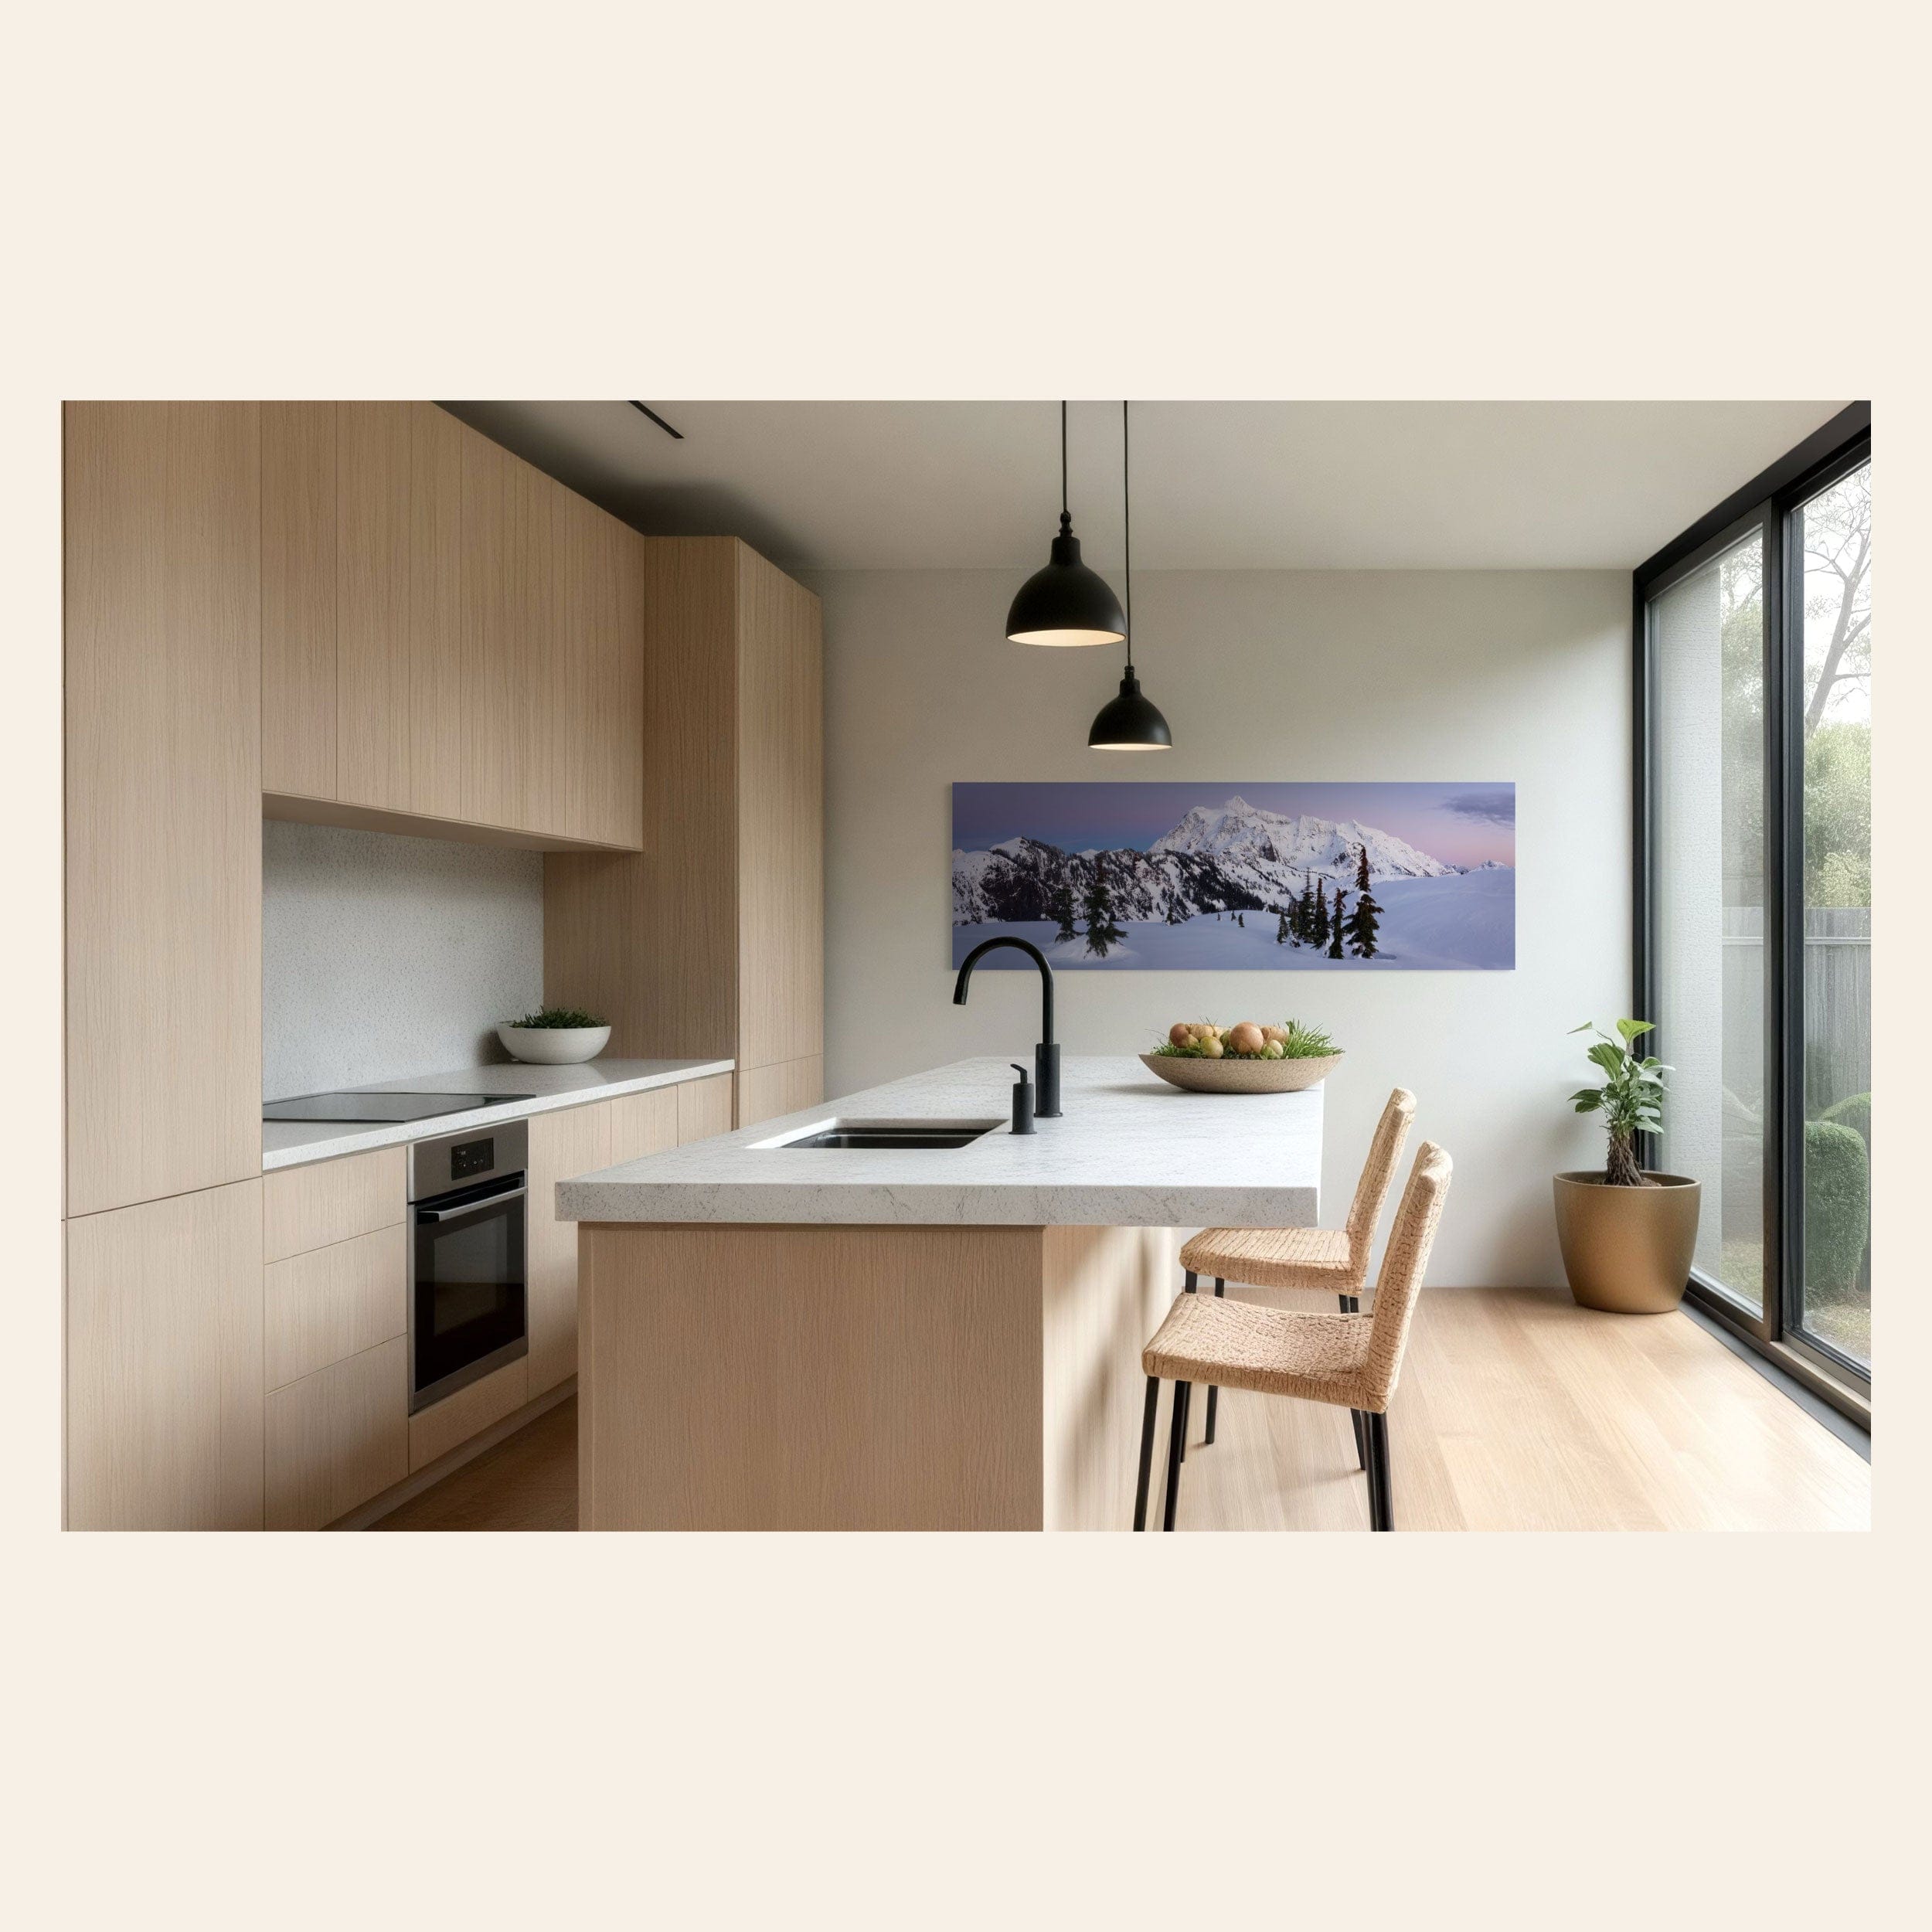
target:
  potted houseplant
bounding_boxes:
[497,1005,611,1066]
[1553,1019,1702,1314]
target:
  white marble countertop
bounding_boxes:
[262,1059,734,1170]
[559,1056,1322,1228]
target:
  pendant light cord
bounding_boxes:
[1060,400,1070,522]
[1121,399,1134,675]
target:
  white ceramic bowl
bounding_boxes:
[497,1023,611,1066]
[1139,1050,1344,1094]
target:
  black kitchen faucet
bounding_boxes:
[952,936,1061,1118]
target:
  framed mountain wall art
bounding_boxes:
[951,782,1515,971]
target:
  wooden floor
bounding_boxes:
[368,1287,1869,1532]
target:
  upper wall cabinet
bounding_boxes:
[262,403,642,852]
[65,402,264,1217]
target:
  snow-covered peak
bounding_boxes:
[1150,795,1453,883]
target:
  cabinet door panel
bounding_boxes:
[678,1073,736,1145]
[607,1087,679,1164]
[264,1336,408,1530]
[549,482,597,842]
[64,402,262,1216]
[66,1181,265,1531]
[409,402,464,818]
[737,548,824,1072]
[264,1145,405,1262]
[336,401,414,810]
[737,1056,824,1131]
[410,1356,529,1471]
[261,401,337,798]
[527,1101,611,1396]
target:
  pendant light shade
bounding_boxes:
[1088,669,1172,749]
[1005,403,1126,646]
[1088,400,1173,750]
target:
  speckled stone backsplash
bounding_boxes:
[262,819,544,1100]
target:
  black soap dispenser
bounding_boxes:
[1009,1062,1036,1136]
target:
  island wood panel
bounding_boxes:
[264,1335,409,1530]
[736,1055,824,1130]
[543,536,740,1056]
[676,1072,736,1143]
[260,401,337,799]
[410,1355,529,1471]
[64,401,262,1217]
[736,547,824,1077]
[605,1086,681,1164]
[264,1223,408,1392]
[527,1101,611,1397]
[66,1180,265,1531]
[336,400,414,811]
[578,1223,1045,1530]
[1040,1225,1175,1530]
[408,400,465,819]
[263,1145,406,1262]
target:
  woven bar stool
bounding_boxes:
[1178,1087,1415,1464]
[1133,1142,1451,1532]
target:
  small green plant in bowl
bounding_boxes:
[506,1005,607,1029]
[498,1005,612,1066]
[1151,1019,1337,1062]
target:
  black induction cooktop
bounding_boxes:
[262,1090,535,1124]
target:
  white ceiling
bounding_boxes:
[438,400,1849,574]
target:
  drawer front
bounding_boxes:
[408,1355,529,1472]
[264,1145,406,1261]
[264,1335,409,1530]
[264,1222,408,1391]
[675,1073,735,1145]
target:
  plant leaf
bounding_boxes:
[1617,1019,1654,1043]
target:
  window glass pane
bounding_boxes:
[1798,461,1872,1369]
[1652,530,1766,1312]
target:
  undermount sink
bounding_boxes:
[757,1118,1002,1152]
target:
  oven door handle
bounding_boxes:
[417,1185,527,1223]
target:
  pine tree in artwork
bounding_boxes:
[1294,872,1315,947]
[1083,855,1124,958]
[1313,879,1329,951]
[1328,889,1347,958]
[1345,843,1383,958]
[1276,908,1288,945]
[1237,911,1245,928]
[1049,879,1079,946]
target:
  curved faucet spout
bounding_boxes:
[952,935,1055,1042]
[953,936,1061,1117]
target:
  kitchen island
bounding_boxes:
[558,1056,1323,1530]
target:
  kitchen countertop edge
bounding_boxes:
[261,1059,736,1171]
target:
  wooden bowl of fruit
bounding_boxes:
[1140,1020,1344,1094]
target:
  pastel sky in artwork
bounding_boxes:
[951,782,1515,870]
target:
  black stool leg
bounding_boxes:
[1366,1411,1393,1530]
[1183,1270,1197,1293]
[1132,1377,1161,1531]
[1203,1278,1226,1444]
[1350,1409,1367,1471]
[1162,1382,1191,1529]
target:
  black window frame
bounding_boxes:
[1632,401,1871,1423]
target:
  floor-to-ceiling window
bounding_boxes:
[1636,405,1870,1417]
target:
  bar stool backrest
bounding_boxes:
[1344,1087,1417,1250]
[1362,1142,1452,1407]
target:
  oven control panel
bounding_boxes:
[449,1136,494,1181]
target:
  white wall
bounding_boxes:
[262,820,543,1097]
[807,568,1631,1287]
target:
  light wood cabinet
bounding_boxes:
[410,1355,528,1471]
[66,1181,265,1531]
[64,402,263,1219]
[738,1056,825,1131]
[264,1335,408,1530]
[264,1223,408,1392]
[262,402,641,851]
[526,1101,610,1397]
[544,537,823,1117]
[261,401,337,798]
[678,1073,737,1144]
[264,1145,405,1262]
[607,1087,679,1164]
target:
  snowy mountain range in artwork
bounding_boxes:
[951,782,1515,971]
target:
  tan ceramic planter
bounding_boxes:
[1553,1172,1702,1314]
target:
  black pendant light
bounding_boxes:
[1089,401,1173,750]
[1005,403,1128,646]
